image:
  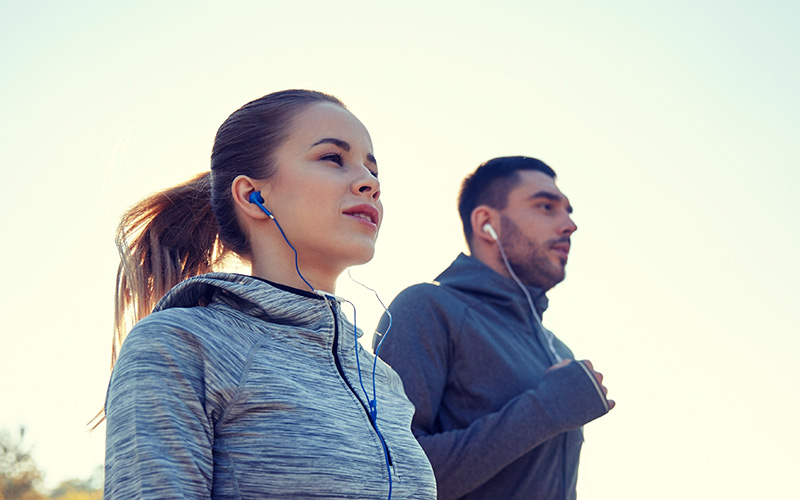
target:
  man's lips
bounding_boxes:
[343,204,380,227]
[550,240,571,260]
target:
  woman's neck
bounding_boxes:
[250,258,338,294]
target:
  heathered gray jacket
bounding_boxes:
[105,272,437,499]
[375,254,610,500]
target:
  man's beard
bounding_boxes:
[499,215,568,291]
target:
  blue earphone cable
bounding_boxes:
[345,300,393,500]
[347,270,394,417]
[249,193,392,498]
[249,194,315,292]
[270,217,315,292]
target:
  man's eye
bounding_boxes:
[321,153,343,165]
[539,203,553,211]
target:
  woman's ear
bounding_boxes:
[231,175,273,221]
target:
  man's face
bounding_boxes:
[497,170,577,291]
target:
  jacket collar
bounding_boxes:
[153,272,337,332]
[435,253,550,318]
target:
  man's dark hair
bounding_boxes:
[458,156,557,246]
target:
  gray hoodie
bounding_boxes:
[105,272,437,499]
[375,254,610,500]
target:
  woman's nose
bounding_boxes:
[353,166,380,201]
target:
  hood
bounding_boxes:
[435,253,549,318]
[153,273,345,333]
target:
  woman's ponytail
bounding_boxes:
[111,171,230,369]
[95,90,347,429]
[109,89,344,370]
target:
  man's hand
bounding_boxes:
[549,359,615,410]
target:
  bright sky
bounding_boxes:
[1,1,798,498]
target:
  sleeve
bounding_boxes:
[376,286,610,500]
[104,321,215,499]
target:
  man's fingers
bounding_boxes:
[580,359,614,411]
[547,359,572,372]
[594,370,604,385]
[550,359,615,411]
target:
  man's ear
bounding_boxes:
[471,205,498,244]
[231,175,273,221]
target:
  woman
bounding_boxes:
[103,90,437,499]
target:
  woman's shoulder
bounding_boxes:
[120,305,250,364]
[131,305,220,338]
[118,307,214,360]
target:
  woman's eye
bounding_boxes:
[368,169,379,179]
[321,153,344,165]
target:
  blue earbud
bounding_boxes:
[248,188,391,498]
[248,191,274,219]
[247,190,313,291]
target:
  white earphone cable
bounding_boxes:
[494,236,563,363]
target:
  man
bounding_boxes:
[374,156,614,500]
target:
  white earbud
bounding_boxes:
[482,223,498,241]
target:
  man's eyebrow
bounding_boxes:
[310,138,377,166]
[529,191,573,213]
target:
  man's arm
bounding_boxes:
[377,285,611,500]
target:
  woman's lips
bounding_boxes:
[343,204,380,228]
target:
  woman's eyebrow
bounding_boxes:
[311,138,377,166]
[311,138,350,150]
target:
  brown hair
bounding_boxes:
[111,89,345,370]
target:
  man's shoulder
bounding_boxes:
[389,276,482,320]
[393,280,445,300]
[393,277,462,302]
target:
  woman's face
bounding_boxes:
[261,102,382,276]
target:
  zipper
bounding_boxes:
[326,299,394,467]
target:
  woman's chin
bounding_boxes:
[342,243,377,268]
